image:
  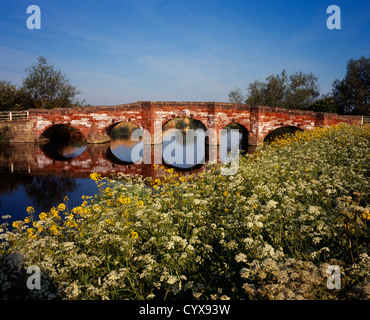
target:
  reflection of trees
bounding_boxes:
[0,172,77,213]
[23,176,79,212]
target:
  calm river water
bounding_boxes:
[0,130,250,224]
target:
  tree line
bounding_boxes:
[1,56,369,115]
[0,57,84,111]
[228,56,369,116]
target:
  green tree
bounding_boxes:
[332,56,370,115]
[228,87,244,104]
[308,95,339,113]
[0,81,32,111]
[22,56,82,109]
[230,69,320,110]
[287,71,320,109]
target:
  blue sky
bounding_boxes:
[0,0,369,105]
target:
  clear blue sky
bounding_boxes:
[0,0,369,105]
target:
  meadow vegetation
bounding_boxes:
[0,124,369,300]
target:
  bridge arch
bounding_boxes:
[222,122,249,152]
[107,121,144,164]
[264,125,303,144]
[38,124,87,160]
[162,117,207,169]
[104,120,143,140]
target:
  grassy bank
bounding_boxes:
[1,124,369,300]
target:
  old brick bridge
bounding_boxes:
[6,101,363,145]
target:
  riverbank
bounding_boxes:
[1,124,369,300]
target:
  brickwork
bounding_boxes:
[8,101,363,145]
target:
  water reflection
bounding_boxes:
[162,130,206,169]
[0,129,254,223]
[39,124,87,160]
[40,140,87,160]
[110,139,144,164]
[109,122,144,164]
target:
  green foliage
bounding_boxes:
[332,56,370,116]
[1,125,369,300]
[0,125,13,147]
[0,81,32,111]
[22,57,83,109]
[230,69,320,110]
[228,87,244,104]
[0,57,84,111]
[308,95,339,113]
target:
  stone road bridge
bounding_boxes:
[7,101,364,145]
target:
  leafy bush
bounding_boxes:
[0,125,13,147]
[1,124,369,300]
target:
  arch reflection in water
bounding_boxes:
[162,117,207,169]
[39,124,87,160]
[109,122,143,164]
[162,129,206,169]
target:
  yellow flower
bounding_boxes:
[12,221,22,229]
[27,206,35,214]
[105,219,113,226]
[130,229,138,239]
[137,200,144,207]
[24,217,30,224]
[39,212,48,221]
[90,172,102,181]
[362,211,370,220]
[49,224,58,235]
[58,203,66,212]
[223,191,228,197]
[26,228,35,238]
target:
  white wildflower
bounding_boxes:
[235,253,247,263]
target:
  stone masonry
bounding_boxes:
[5,101,364,145]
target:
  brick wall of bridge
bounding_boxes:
[21,101,364,145]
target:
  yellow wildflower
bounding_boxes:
[105,219,113,226]
[137,200,144,207]
[26,228,35,238]
[12,221,22,229]
[58,203,66,212]
[39,212,48,221]
[130,229,138,239]
[26,206,35,214]
[90,172,102,181]
[223,191,228,197]
[49,224,58,235]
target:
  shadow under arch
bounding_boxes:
[264,125,303,144]
[222,122,249,153]
[39,124,87,160]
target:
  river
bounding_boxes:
[0,130,253,224]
